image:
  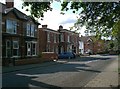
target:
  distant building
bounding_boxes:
[79,36,105,54]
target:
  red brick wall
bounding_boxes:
[38,28,47,54]
[2,10,38,60]
[38,28,59,54]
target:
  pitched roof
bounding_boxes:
[79,36,95,42]
[1,2,40,25]
[58,28,79,35]
[39,28,60,34]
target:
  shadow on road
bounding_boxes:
[3,56,112,88]
[71,56,111,62]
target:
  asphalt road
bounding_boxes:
[2,55,118,88]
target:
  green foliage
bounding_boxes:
[38,52,42,58]
[109,42,114,49]
[61,2,120,38]
[22,1,120,40]
[22,1,53,19]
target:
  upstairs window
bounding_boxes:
[47,32,50,42]
[54,34,56,43]
[26,23,31,36]
[31,24,35,37]
[67,35,70,42]
[6,19,17,34]
[26,24,35,37]
[60,33,64,42]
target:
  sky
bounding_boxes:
[0,0,86,35]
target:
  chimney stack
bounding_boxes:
[59,25,63,30]
[6,0,14,8]
[42,25,47,28]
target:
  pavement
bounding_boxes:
[84,58,119,87]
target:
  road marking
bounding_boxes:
[85,60,98,64]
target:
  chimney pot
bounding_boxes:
[59,25,63,30]
[42,25,47,28]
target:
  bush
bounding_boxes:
[38,52,42,58]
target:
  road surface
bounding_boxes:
[2,55,118,88]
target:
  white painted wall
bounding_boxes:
[79,41,84,54]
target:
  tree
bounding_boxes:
[22,1,53,19]
[61,2,120,37]
[22,1,120,39]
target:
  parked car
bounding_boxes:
[58,52,75,59]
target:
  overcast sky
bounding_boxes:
[1,0,86,35]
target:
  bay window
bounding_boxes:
[32,43,37,56]
[26,23,35,37]
[26,23,30,36]
[31,24,35,37]
[27,42,37,56]
[27,42,31,56]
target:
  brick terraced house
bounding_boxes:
[58,25,79,55]
[38,25,60,54]
[2,1,40,66]
[38,25,79,55]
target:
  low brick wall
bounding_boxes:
[41,52,58,61]
[2,52,58,66]
[15,58,42,66]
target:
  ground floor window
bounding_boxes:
[60,46,64,53]
[26,41,37,56]
[46,44,50,52]
[6,40,19,58]
[13,41,19,57]
[6,40,11,58]
[27,42,31,56]
[32,43,37,56]
[55,46,58,54]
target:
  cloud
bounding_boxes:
[60,18,77,24]
[39,9,78,30]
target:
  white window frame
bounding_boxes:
[46,44,50,52]
[60,33,64,42]
[68,35,70,42]
[31,24,35,37]
[54,34,56,43]
[13,41,19,57]
[26,23,31,36]
[47,32,50,42]
[55,46,58,53]
[32,42,37,56]
[57,35,59,43]
[27,42,31,56]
